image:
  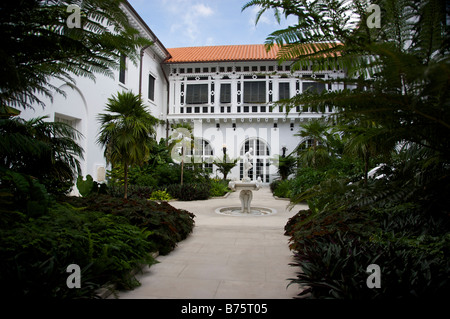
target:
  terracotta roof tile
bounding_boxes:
[165,43,341,63]
[166,44,279,63]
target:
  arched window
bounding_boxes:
[240,138,271,182]
[297,138,323,151]
[189,138,214,171]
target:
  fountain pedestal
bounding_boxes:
[228,179,262,214]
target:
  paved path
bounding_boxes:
[116,186,307,299]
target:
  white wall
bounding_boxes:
[166,60,340,182]
[20,46,168,185]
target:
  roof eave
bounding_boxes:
[123,0,172,61]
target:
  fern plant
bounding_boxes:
[149,189,172,201]
[0,0,152,112]
[246,0,450,299]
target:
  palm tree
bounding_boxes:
[170,123,194,185]
[97,91,158,198]
[340,119,396,184]
[0,115,84,195]
[294,119,331,169]
[214,155,239,181]
[0,0,152,112]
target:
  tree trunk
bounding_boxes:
[181,159,184,185]
[364,152,370,186]
[124,162,128,199]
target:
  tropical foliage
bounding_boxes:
[97,91,160,198]
[0,116,84,197]
[0,0,151,113]
[0,1,196,299]
[213,155,239,180]
[245,0,450,298]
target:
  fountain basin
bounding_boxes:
[215,206,277,216]
[228,181,261,191]
[228,180,262,214]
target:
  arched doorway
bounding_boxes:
[240,138,270,183]
[190,138,214,172]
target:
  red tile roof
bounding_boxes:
[166,44,279,63]
[165,43,341,63]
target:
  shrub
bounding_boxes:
[166,183,211,201]
[135,174,158,187]
[289,167,327,199]
[272,179,292,198]
[76,175,94,197]
[209,179,229,197]
[287,227,450,299]
[285,178,450,299]
[269,179,281,193]
[0,203,157,298]
[107,184,155,200]
[149,189,172,201]
[61,194,195,256]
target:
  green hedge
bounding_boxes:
[284,178,450,299]
[0,193,196,298]
[0,203,157,298]
[61,195,195,256]
[165,183,211,201]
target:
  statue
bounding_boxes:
[239,190,253,214]
[226,148,263,214]
[243,148,253,182]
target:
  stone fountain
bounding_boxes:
[215,148,276,216]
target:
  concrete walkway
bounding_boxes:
[116,186,307,299]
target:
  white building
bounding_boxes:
[165,45,344,182]
[21,2,171,184]
[21,2,345,185]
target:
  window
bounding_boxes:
[55,115,77,129]
[148,74,155,101]
[279,82,290,100]
[119,54,126,84]
[190,139,214,171]
[244,81,266,103]
[240,138,271,182]
[303,82,326,94]
[55,114,80,137]
[186,84,208,104]
[220,83,231,103]
[298,138,323,150]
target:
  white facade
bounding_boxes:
[20,3,171,185]
[165,60,345,182]
[20,2,346,185]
